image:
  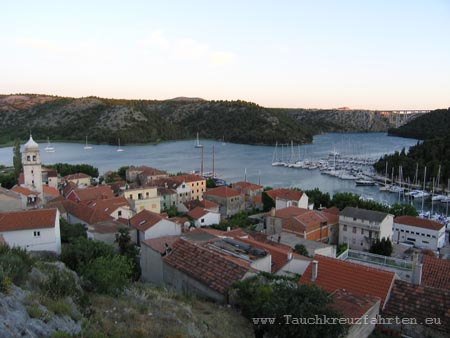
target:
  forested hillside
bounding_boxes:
[387,109,450,140]
[0,95,313,146]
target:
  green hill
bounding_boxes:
[0,95,313,146]
[388,108,450,140]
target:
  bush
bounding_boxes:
[61,237,114,272]
[40,269,81,301]
[26,305,46,319]
[82,255,132,295]
[0,247,34,285]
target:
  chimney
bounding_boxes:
[227,226,231,232]
[411,253,422,285]
[270,207,276,217]
[311,260,318,282]
[287,252,293,261]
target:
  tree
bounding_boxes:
[262,191,275,212]
[294,244,309,257]
[60,218,87,243]
[115,228,141,280]
[206,178,216,188]
[305,188,331,209]
[232,274,347,338]
[389,203,418,217]
[117,166,130,181]
[369,237,393,257]
[12,138,22,179]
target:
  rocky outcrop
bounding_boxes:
[0,285,82,338]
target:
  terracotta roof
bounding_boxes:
[0,187,21,200]
[62,181,77,197]
[266,188,303,201]
[84,196,131,214]
[88,220,126,234]
[171,174,205,183]
[271,206,309,219]
[323,207,340,215]
[43,185,60,197]
[185,199,219,211]
[331,289,380,320]
[64,200,112,225]
[163,238,251,294]
[0,208,57,231]
[71,186,114,201]
[130,209,165,231]
[64,173,91,180]
[169,216,189,225]
[142,235,179,254]
[232,181,263,191]
[42,168,58,177]
[383,280,450,334]
[193,227,249,238]
[299,254,395,309]
[204,186,242,198]
[421,255,450,290]
[11,186,38,196]
[187,207,210,220]
[395,216,444,231]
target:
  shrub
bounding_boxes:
[0,247,34,285]
[82,255,132,295]
[40,269,81,301]
[26,305,46,319]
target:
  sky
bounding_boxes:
[1,0,449,110]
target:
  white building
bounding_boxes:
[22,135,43,198]
[187,207,221,228]
[339,207,393,251]
[0,208,61,254]
[265,189,309,210]
[393,216,446,251]
[130,209,181,245]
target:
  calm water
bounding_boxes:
[0,133,446,214]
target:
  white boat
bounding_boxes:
[355,179,376,186]
[117,138,124,152]
[272,142,286,166]
[195,132,203,148]
[84,136,92,150]
[45,137,55,153]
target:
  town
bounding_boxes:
[1,135,448,338]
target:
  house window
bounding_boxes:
[31,170,34,174]
[118,211,122,217]
[352,227,356,233]
[197,182,199,186]
[343,225,347,231]
[361,229,364,235]
[201,218,205,223]
[427,234,431,237]
[179,193,182,197]
[353,217,357,221]
[33,231,40,237]
[146,192,149,197]
[129,194,133,199]
[401,229,404,232]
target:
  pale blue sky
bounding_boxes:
[1,0,449,109]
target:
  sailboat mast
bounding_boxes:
[421,166,427,215]
[201,146,204,176]
[212,145,215,178]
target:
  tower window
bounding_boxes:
[32,155,36,161]
[31,170,34,174]
[27,156,31,161]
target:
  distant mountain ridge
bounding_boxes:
[0,94,397,146]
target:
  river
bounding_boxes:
[0,133,447,214]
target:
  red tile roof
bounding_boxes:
[130,210,165,231]
[71,186,114,201]
[62,181,77,197]
[0,209,57,231]
[321,208,340,224]
[323,207,340,215]
[271,206,309,219]
[11,186,38,196]
[64,173,91,180]
[383,280,450,334]
[171,174,205,183]
[203,186,242,198]
[187,207,210,220]
[232,181,263,191]
[330,289,380,319]
[64,200,112,225]
[185,199,219,211]
[163,238,251,294]
[84,196,130,214]
[421,255,450,290]
[395,216,444,231]
[129,166,167,177]
[299,255,395,309]
[88,220,126,234]
[142,235,179,254]
[43,185,60,197]
[266,188,304,201]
